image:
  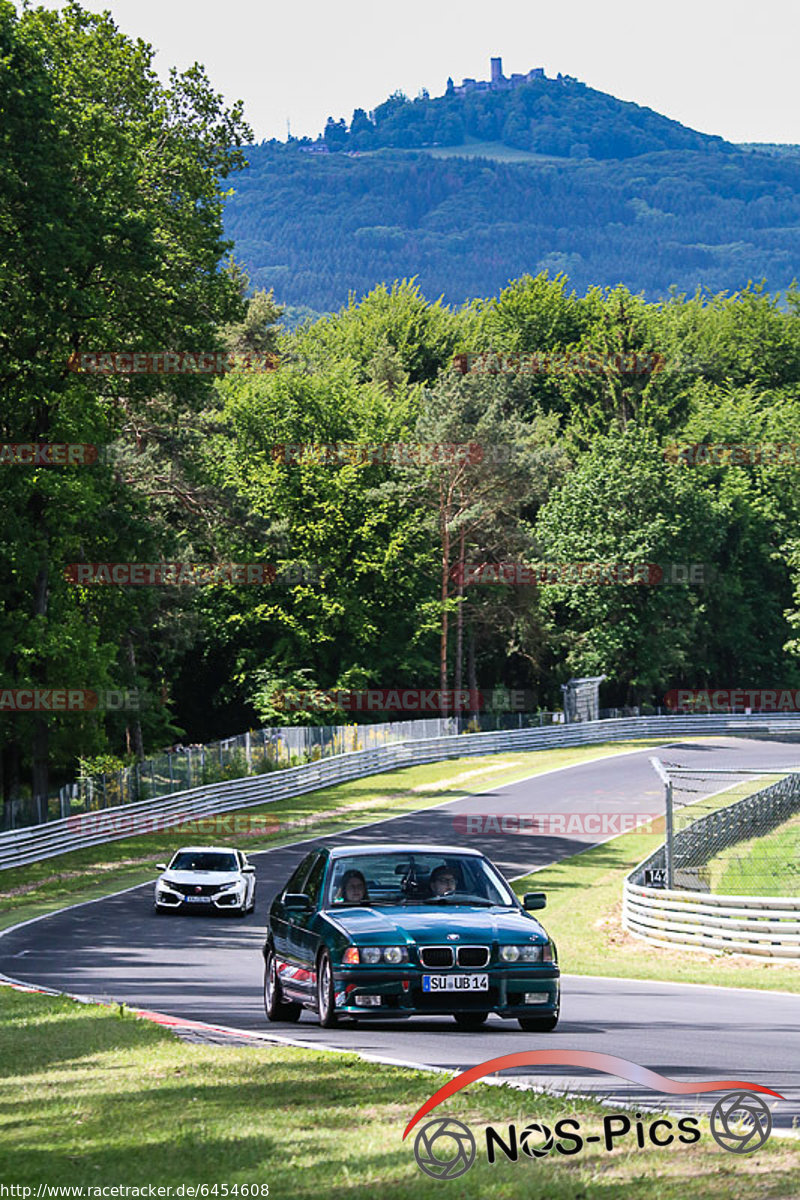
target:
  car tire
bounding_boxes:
[316,949,338,1028]
[453,1012,489,1030]
[518,1014,559,1032]
[264,948,302,1022]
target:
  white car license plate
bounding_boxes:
[184,895,212,903]
[422,974,489,992]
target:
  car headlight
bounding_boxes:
[343,946,409,964]
[500,944,545,962]
[382,946,408,964]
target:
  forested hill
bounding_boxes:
[225,139,800,315]
[316,74,730,159]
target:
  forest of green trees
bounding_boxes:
[227,142,800,312]
[3,2,800,815]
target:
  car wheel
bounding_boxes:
[453,1012,489,1030]
[316,949,338,1028]
[264,949,302,1022]
[518,1014,559,1032]
[235,900,248,918]
[153,904,168,916]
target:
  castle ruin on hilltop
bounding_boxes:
[446,56,577,96]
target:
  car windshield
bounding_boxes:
[169,851,238,873]
[325,852,515,908]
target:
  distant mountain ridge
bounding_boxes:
[225,65,800,314]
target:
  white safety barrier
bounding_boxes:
[3,713,800,871]
[623,884,800,960]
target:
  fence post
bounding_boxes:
[665,780,674,889]
[650,757,673,888]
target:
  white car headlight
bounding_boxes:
[354,946,409,964]
[500,944,544,962]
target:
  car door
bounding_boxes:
[286,850,328,989]
[271,851,315,964]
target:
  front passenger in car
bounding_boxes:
[336,869,369,905]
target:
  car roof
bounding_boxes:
[170,846,241,855]
[327,844,485,858]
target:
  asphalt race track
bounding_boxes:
[3,737,800,1129]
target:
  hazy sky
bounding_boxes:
[28,0,799,145]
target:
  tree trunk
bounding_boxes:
[439,478,450,712]
[31,562,49,821]
[467,623,479,719]
[1,740,21,830]
[125,633,145,759]
[454,519,465,696]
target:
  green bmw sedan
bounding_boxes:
[263,843,560,1031]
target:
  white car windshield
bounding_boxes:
[170,851,239,872]
[326,852,516,907]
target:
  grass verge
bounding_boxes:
[708,812,800,897]
[0,988,796,1198]
[0,740,668,933]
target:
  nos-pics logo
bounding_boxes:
[403,1051,781,1180]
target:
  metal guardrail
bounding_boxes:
[3,712,800,871]
[623,767,800,959]
[622,886,800,959]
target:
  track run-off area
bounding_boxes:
[2,737,799,1130]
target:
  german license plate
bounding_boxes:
[422,974,488,992]
[184,895,212,903]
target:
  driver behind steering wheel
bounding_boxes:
[428,864,459,897]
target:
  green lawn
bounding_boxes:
[1,988,796,1199]
[708,813,800,897]
[0,740,668,932]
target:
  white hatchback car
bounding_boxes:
[154,845,256,916]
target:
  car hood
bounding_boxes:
[161,870,240,887]
[326,905,547,943]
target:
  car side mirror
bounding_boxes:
[523,892,547,911]
[156,863,167,871]
[283,892,312,911]
[243,865,256,874]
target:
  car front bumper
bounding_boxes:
[155,888,245,912]
[330,964,560,1018]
